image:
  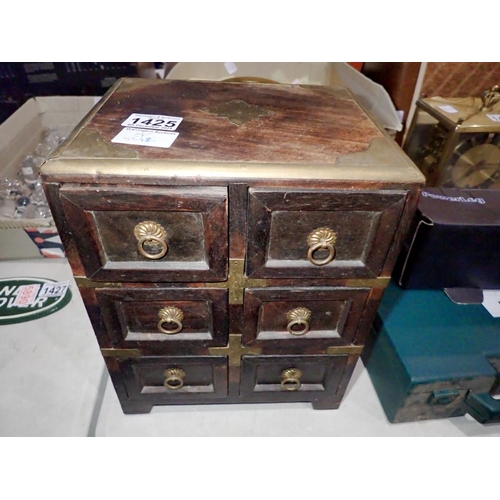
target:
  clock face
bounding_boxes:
[443,133,500,189]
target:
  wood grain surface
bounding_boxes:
[60,79,383,164]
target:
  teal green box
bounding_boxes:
[364,284,500,424]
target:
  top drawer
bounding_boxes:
[246,188,406,279]
[59,185,228,282]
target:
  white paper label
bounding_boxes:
[486,114,500,123]
[482,290,500,318]
[112,128,179,149]
[22,167,34,175]
[121,113,183,131]
[438,105,458,114]
[224,62,238,75]
[39,281,69,298]
[13,284,41,307]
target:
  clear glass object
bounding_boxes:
[20,155,40,186]
[1,127,63,220]
[22,204,51,219]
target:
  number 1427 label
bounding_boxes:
[121,113,183,131]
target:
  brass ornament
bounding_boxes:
[157,306,184,335]
[134,221,168,260]
[480,85,500,111]
[208,334,262,367]
[286,307,312,336]
[307,227,337,266]
[280,368,302,391]
[208,259,266,305]
[163,368,186,390]
[202,99,273,126]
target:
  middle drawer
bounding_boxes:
[95,287,229,350]
[243,287,371,349]
[93,285,372,352]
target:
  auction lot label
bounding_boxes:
[0,278,71,325]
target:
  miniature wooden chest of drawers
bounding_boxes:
[41,78,424,414]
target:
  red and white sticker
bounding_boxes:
[13,284,41,307]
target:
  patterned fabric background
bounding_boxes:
[421,62,500,98]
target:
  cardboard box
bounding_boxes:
[0,96,97,258]
[394,187,500,290]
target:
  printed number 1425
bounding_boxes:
[121,113,183,131]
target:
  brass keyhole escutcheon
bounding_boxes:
[286,307,312,336]
[157,306,184,335]
[134,221,168,260]
[280,368,302,391]
[307,227,336,266]
[164,368,186,390]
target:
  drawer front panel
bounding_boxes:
[240,354,348,403]
[243,287,370,348]
[95,287,229,350]
[59,185,228,282]
[246,188,406,278]
[119,356,228,402]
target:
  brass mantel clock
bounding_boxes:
[404,86,500,190]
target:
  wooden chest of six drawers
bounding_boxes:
[41,78,424,413]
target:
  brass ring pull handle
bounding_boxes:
[280,368,302,391]
[157,306,184,335]
[286,307,312,336]
[134,221,168,260]
[163,368,185,390]
[307,227,337,266]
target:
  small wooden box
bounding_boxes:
[41,78,424,414]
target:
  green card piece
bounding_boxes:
[0,278,72,325]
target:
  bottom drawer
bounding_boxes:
[106,352,356,413]
[240,354,349,406]
[118,356,228,404]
